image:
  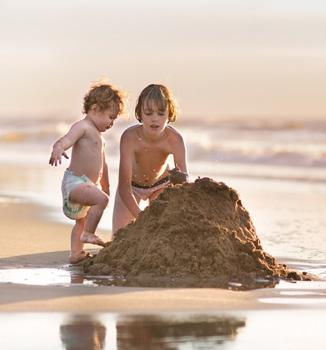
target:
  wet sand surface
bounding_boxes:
[0,200,262,312]
[2,310,326,350]
[0,196,325,313]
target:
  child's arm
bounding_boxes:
[49,121,85,166]
[117,132,142,218]
[170,133,189,183]
[100,151,110,196]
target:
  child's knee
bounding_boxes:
[75,217,86,225]
[98,192,109,209]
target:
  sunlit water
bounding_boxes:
[1,311,326,349]
[1,267,326,309]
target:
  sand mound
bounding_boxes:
[83,178,309,288]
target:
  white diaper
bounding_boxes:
[61,170,92,220]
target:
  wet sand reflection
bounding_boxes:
[59,313,246,349]
[60,315,106,350]
[116,314,246,349]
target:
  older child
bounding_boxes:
[49,82,125,263]
[112,83,188,234]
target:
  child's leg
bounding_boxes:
[69,217,87,263]
[112,190,140,236]
[71,217,85,253]
[148,187,166,202]
[148,181,171,202]
[69,183,109,246]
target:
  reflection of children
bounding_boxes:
[49,82,125,263]
[112,84,188,234]
[60,316,106,350]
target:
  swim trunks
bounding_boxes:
[112,176,171,233]
[131,176,170,200]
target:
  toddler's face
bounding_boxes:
[94,104,118,132]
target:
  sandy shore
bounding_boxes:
[0,200,262,312]
[0,200,325,313]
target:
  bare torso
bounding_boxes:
[68,120,105,183]
[127,125,180,186]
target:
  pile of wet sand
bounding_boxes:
[83,178,311,289]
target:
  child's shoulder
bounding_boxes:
[165,125,184,141]
[166,125,180,135]
[70,117,89,129]
[121,124,141,138]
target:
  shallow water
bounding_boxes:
[1,267,326,305]
[0,267,275,290]
[1,310,326,349]
[0,267,93,287]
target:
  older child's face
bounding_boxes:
[141,99,169,134]
[93,104,118,132]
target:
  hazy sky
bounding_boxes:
[1,0,326,120]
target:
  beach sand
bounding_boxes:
[1,199,325,314]
[0,200,263,312]
[1,160,326,348]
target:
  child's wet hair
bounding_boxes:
[83,82,125,115]
[135,84,177,123]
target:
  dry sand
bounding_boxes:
[0,199,283,313]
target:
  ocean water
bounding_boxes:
[0,116,325,279]
[1,116,325,180]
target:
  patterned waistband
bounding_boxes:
[131,176,170,189]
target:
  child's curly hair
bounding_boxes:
[135,84,177,123]
[83,81,125,115]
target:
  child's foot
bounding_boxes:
[69,250,90,264]
[80,232,106,247]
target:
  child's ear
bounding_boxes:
[90,104,98,112]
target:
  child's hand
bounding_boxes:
[49,148,69,166]
[168,167,188,185]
